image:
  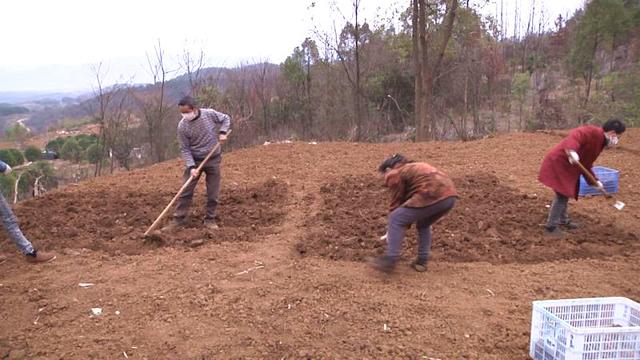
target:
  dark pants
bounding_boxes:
[174,156,221,220]
[386,196,457,260]
[546,192,569,229]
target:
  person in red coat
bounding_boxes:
[539,119,626,236]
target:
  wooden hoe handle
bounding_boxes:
[144,141,222,236]
[565,149,610,198]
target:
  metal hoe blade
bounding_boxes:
[613,200,625,211]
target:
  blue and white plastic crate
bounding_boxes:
[579,166,620,197]
[530,297,640,360]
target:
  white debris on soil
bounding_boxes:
[263,140,295,146]
[236,261,265,276]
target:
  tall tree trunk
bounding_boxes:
[463,68,469,138]
[354,0,363,141]
[416,0,458,141]
[412,0,423,139]
[262,99,269,136]
[519,102,524,130]
[157,74,166,163]
[583,36,599,107]
[305,56,313,137]
[110,149,114,174]
[472,77,479,132]
[418,71,432,140]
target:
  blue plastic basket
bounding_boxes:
[578,166,619,197]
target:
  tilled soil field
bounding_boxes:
[1,130,639,359]
[297,173,638,264]
[8,178,288,254]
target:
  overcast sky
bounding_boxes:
[0,0,584,92]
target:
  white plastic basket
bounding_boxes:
[530,297,640,360]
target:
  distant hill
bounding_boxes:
[14,63,279,134]
[0,103,29,116]
[0,90,89,104]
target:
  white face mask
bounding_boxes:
[610,135,619,146]
[182,112,196,121]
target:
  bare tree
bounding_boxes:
[250,60,276,136]
[413,0,459,141]
[104,86,135,172]
[301,38,319,136]
[225,64,254,120]
[180,46,206,96]
[90,63,138,173]
[90,62,112,176]
[134,40,175,163]
[13,172,23,204]
[315,0,367,140]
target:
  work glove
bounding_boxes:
[1,164,12,175]
[595,181,604,191]
[567,150,580,165]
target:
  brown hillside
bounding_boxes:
[1,129,639,359]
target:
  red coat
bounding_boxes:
[538,125,606,199]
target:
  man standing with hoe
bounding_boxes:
[162,96,231,231]
[539,119,626,237]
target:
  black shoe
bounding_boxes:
[560,220,582,230]
[161,218,185,232]
[411,258,428,272]
[544,226,565,238]
[369,256,397,274]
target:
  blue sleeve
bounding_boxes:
[0,161,6,173]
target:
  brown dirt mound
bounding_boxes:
[1,178,288,255]
[296,173,639,263]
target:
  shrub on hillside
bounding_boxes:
[45,138,66,153]
[24,146,42,162]
[0,173,15,198]
[0,148,24,167]
[76,134,97,150]
[60,138,82,163]
[85,143,102,164]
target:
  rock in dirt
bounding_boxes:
[62,249,81,256]
[8,349,26,360]
[189,239,206,248]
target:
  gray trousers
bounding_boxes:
[386,197,457,260]
[174,156,221,220]
[546,192,570,229]
[0,192,35,255]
